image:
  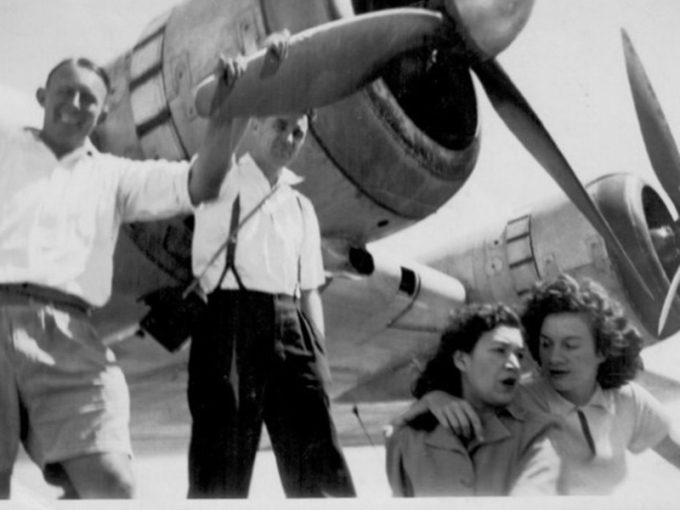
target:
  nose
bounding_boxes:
[505,352,521,371]
[67,91,81,109]
[545,344,565,365]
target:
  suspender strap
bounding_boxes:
[215,194,245,290]
[184,184,281,298]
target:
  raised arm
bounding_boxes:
[189,33,291,205]
[188,57,248,205]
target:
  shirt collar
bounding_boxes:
[238,153,304,188]
[540,376,613,415]
[29,128,97,162]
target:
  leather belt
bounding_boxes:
[0,283,92,316]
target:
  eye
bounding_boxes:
[292,128,304,140]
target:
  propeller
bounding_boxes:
[622,29,680,214]
[620,29,680,336]
[442,1,654,300]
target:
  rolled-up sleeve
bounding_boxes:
[113,155,193,222]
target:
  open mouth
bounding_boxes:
[548,369,569,379]
[500,376,518,389]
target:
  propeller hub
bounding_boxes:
[443,0,534,58]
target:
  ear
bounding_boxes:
[453,351,469,373]
[36,87,46,107]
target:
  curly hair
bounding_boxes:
[521,274,643,389]
[412,303,523,399]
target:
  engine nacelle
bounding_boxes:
[434,174,680,340]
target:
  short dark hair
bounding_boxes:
[521,274,644,389]
[45,57,111,94]
[412,303,523,399]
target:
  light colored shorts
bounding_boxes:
[0,301,132,475]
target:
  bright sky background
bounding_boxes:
[1,0,680,248]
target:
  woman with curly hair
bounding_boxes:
[396,274,680,494]
[386,303,561,496]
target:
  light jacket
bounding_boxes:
[385,402,561,496]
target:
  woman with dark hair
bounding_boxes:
[398,274,680,494]
[386,303,561,496]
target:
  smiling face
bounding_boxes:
[37,61,108,156]
[538,312,605,406]
[250,114,308,172]
[454,325,525,410]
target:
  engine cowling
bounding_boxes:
[434,173,680,340]
[95,0,481,287]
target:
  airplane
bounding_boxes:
[4,0,680,502]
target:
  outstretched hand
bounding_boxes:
[392,390,485,441]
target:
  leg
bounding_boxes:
[187,291,274,498]
[0,308,22,499]
[51,452,134,499]
[14,306,134,499]
[264,301,355,498]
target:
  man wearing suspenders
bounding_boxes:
[189,114,355,498]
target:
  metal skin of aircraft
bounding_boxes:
[85,0,680,400]
[5,0,680,502]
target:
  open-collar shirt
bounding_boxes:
[0,125,192,306]
[519,377,671,494]
[192,153,324,295]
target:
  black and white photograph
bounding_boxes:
[1,0,679,508]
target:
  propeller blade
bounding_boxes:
[658,264,680,337]
[472,57,654,299]
[622,29,680,214]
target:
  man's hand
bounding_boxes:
[209,54,247,120]
[219,53,247,88]
[261,29,291,78]
[391,390,485,441]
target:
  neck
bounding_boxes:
[251,154,282,187]
[558,383,597,407]
[39,131,82,159]
[461,384,495,414]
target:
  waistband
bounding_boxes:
[210,288,297,304]
[0,283,92,316]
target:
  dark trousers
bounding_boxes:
[187,290,355,498]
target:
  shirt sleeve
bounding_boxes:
[113,155,193,222]
[626,382,671,453]
[384,427,415,497]
[297,194,325,290]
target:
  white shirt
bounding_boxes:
[192,153,324,295]
[0,124,192,306]
[519,377,670,494]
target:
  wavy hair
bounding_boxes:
[412,303,523,399]
[521,274,644,389]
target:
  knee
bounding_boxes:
[58,454,136,499]
[95,467,136,499]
